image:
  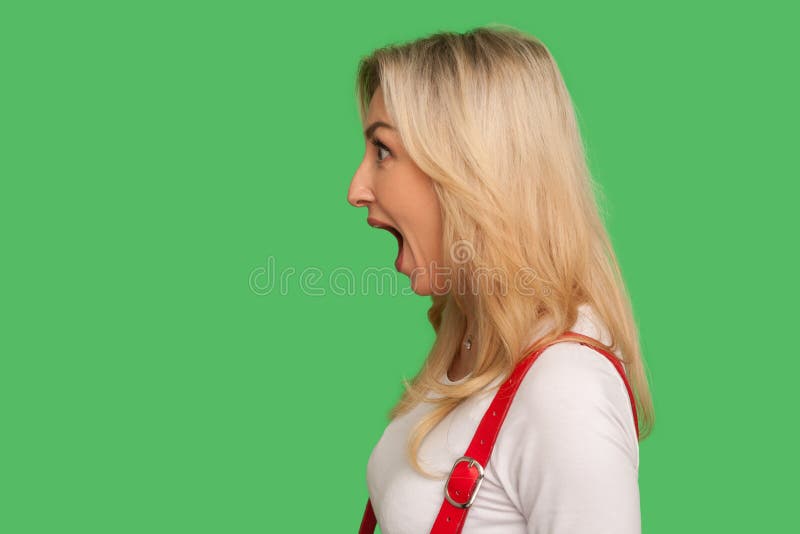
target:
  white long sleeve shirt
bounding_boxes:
[366,304,640,533]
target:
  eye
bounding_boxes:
[370,137,392,164]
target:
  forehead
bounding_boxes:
[366,87,387,120]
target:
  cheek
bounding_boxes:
[420,200,444,260]
[380,168,443,259]
[408,216,443,271]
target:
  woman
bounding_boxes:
[348,24,654,533]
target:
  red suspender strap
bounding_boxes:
[358,331,639,534]
[359,499,377,534]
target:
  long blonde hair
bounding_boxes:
[354,24,655,479]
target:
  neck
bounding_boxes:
[463,307,476,333]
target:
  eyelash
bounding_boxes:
[370,138,391,163]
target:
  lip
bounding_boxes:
[367,216,392,229]
[367,216,403,238]
[366,216,402,237]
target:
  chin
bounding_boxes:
[409,267,447,297]
[408,265,448,296]
[410,277,432,296]
[407,264,430,296]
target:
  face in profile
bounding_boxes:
[348,87,445,296]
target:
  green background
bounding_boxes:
[1,1,797,532]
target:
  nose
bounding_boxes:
[347,166,375,208]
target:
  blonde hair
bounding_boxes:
[354,24,655,479]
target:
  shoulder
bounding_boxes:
[490,341,641,528]
[491,340,639,479]
[514,341,633,417]
[504,341,638,452]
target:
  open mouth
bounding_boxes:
[367,217,405,269]
[381,225,403,248]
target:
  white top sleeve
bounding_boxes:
[493,342,641,534]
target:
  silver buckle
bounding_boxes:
[444,456,485,509]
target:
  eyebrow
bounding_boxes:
[363,120,395,139]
